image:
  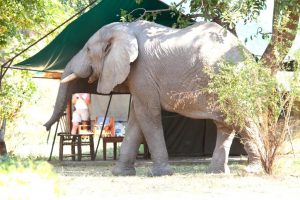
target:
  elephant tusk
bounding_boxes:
[61,73,78,83]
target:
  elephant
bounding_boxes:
[45,20,263,176]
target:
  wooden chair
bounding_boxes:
[58,114,95,161]
[102,136,123,160]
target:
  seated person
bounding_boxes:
[103,117,115,137]
[94,116,116,137]
[71,93,91,134]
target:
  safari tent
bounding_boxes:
[14,0,245,157]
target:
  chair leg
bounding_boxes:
[77,136,82,161]
[90,135,95,161]
[71,137,76,161]
[144,143,150,159]
[113,142,117,160]
[59,136,63,161]
[103,139,107,160]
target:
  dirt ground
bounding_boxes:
[50,156,300,200]
[5,78,300,199]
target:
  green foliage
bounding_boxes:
[0,0,66,48]
[0,70,36,123]
[205,48,300,129]
[0,157,60,199]
[0,0,96,128]
[205,49,300,174]
[59,0,100,11]
[275,0,300,13]
[205,52,280,128]
[173,0,267,29]
[120,9,136,22]
[0,0,97,62]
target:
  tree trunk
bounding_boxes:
[0,142,7,156]
[261,1,300,73]
[0,118,7,156]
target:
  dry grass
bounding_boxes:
[50,155,300,200]
[1,155,299,199]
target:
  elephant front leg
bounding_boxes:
[207,122,235,174]
[112,106,143,176]
[133,98,173,176]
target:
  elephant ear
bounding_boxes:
[97,26,138,94]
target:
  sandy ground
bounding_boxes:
[50,156,300,200]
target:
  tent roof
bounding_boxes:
[15,0,178,72]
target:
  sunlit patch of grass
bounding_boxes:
[272,155,300,176]
[0,156,60,199]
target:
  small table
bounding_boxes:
[102,136,124,160]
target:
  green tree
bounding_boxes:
[59,0,99,11]
[0,70,36,122]
[0,0,94,127]
[0,0,68,48]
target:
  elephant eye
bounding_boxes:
[104,43,111,53]
[87,47,90,52]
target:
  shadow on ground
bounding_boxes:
[49,156,248,177]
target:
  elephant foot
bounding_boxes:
[111,163,136,176]
[148,164,173,177]
[206,163,230,174]
[245,162,264,173]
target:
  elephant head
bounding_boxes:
[44,23,138,130]
[62,23,139,94]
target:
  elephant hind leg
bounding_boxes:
[207,122,235,174]
[243,140,264,173]
[240,123,264,173]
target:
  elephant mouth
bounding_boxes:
[88,68,101,84]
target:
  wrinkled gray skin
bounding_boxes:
[45,20,262,176]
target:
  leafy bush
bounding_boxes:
[205,51,300,174]
[0,70,36,123]
[0,157,60,199]
[205,53,280,128]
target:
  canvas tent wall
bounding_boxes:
[15,0,245,157]
[90,94,131,121]
[90,94,245,157]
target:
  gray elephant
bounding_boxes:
[45,20,262,176]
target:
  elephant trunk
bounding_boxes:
[44,68,75,131]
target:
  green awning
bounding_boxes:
[15,0,178,72]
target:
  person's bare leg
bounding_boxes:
[71,122,79,134]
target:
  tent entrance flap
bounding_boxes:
[14,0,178,72]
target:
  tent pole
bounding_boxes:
[127,95,132,121]
[94,94,113,159]
[48,120,60,161]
